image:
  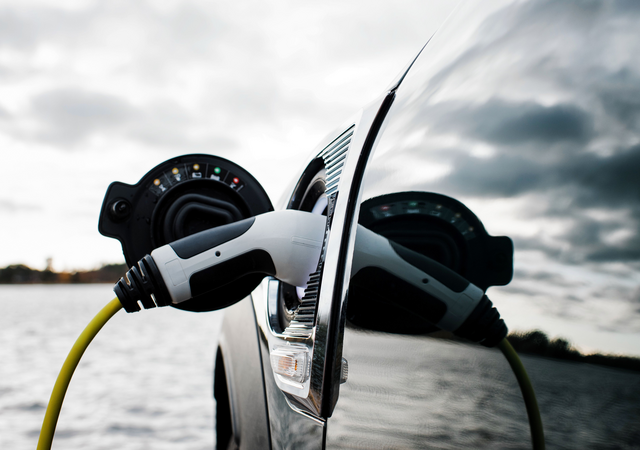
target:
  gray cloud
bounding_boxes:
[584,236,640,263]
[209,73,282,121]
[511,236,563,260]
[159,3,228,55]
[613,0,640,13]
[597,68,640,131]
[405,0,640,146]
[0,7,87,50]
[427,143,640,204]
[0,199,42,213]
[0,1,438,158]
[23,88,239,151]
[30,88,136,145]
[0,3,227,54]
[501,278,640,333]
[632,288,640,305]
[566,146,640,207]
[0,104,9,119]
[512,220,640,266]
[416,143,640,264]
[318,4,445,64]
[429,100,594,147]
[477,102,593,146]
[513,269,585,289]
[591,284,638,304]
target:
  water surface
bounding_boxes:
[0,284,223,450]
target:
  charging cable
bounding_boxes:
[37,298,122,450]
[37,211,544,448]
[37,301,544,450]
[498,338,545,449]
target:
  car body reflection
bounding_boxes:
[327,0,640,447]
[214,1,640,448]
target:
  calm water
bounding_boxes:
[0,285,223,450]
[2,285,640,449]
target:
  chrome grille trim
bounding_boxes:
[282,125,355,339]
[323,126,354,196]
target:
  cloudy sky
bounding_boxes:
[3,0,639,357]
[0,0,452,271]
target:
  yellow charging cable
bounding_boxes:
[498,338,545,450]
[36,298,544,450]
[37,297,123,450]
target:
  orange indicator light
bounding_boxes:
[270,346,309,384]
[154,179,161,186]
[193,164,200,171]
[172,168,179,175]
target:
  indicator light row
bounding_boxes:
[149,163,243,197]
[372,202,476,238]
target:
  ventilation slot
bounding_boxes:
[322,126,354,196]
[283,272,321,338]
[281,125,354,338]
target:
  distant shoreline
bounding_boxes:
[5,263,639,372]
[384,328,640,373]
[506,330,640,373]
[0,263,127,284]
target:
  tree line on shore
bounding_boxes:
[507,329,640,372]
[0,263,128,284]
[3,264,639,372]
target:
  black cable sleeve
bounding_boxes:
[454,295,508,347]
[113,255,172,313]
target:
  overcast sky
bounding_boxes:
[3,0,639,357]
[0,0,452,271]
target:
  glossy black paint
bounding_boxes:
[328,0,640,447]
[216,297,272,449]
[218,0,640,448]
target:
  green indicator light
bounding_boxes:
[213,167,221,174]
[409,202,418,207]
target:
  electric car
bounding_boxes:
[99,1,640,448]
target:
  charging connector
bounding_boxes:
[114,255,172,312]
[114,210,326,313]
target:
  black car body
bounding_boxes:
[105,1,640,448]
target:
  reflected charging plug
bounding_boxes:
[351,225,508,347]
